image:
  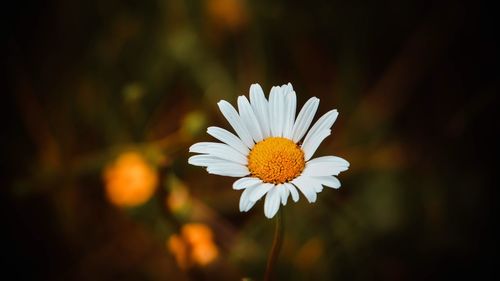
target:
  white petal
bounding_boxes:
[249,183,274,202]
[238,96,264,142]
[264,187,281,218]
[233,177,262,190]
[307,156,350,166]
[302,156,350,176]
[244,200,257,212]
[189,142,247,165]
[207,163,250,177]
[269,86,285,137]
[303,109,338,147]
[291,97,319,143]
[239,186,255,212]
[209,144,248,165]
[277,184,289,206]
[312,176,341,189]
[282,84,297,139]
[301,176,324,193]
[188,155,227,167]
[284,183,299,202]
[218,100,255,148]
[301,129,331,161]
[189,142,213,153]
[249,84,271,138]
[207,126,249,156]
[301,109,339,159]
[292,176,318,203]
[313,183,323,192]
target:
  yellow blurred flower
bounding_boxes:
[167,223,219,269]
[103,151,158,207]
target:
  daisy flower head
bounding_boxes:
[188,83,349,218]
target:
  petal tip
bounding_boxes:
[217,100,229,107]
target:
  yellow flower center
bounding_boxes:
[247,137,305,184]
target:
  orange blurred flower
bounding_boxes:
[205,0,248,31]
[167,223,219,269]
[103,151,158,207]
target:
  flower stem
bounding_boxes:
[264,208,284,281]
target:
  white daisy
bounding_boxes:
[188,83,349,219]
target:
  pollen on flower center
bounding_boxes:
[247,137,305,184]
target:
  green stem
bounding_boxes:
[264,208,284,281]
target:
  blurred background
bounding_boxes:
[3,0,498,280]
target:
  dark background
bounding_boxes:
[4,0,498,280]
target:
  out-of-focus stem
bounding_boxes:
[264,208,284,281]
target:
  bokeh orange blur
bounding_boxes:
[103,152,158,207]
[205,0,248,31]
[168,223,219,269]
